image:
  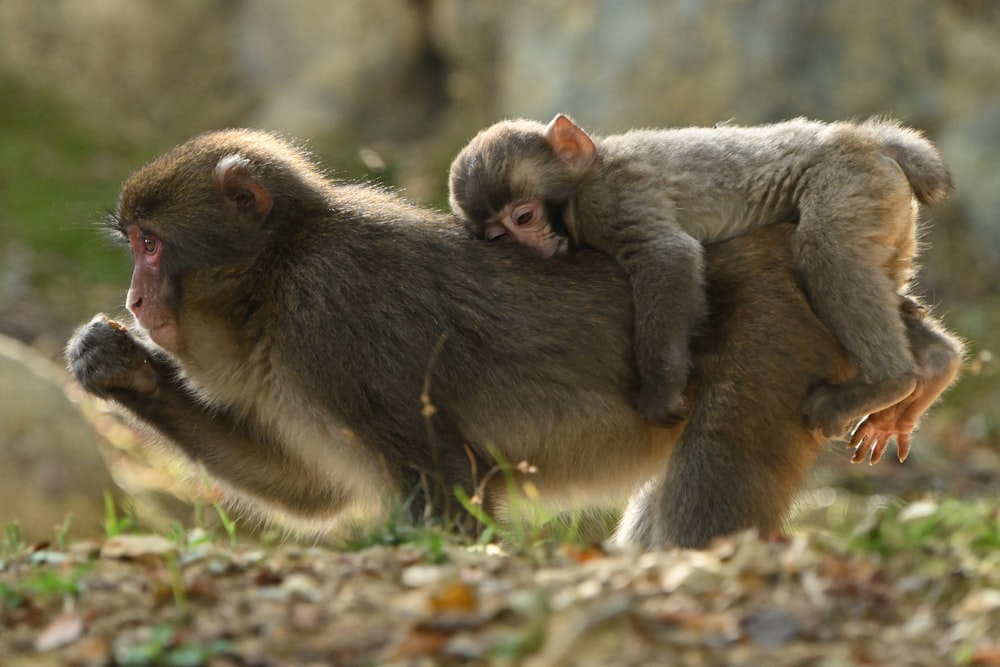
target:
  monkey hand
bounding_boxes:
[636,378,690,427]
[66,314,160,398]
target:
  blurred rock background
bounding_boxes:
[0,0,996,540]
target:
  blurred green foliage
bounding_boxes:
[0,75,144,285]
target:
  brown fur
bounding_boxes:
[67,130,960,548]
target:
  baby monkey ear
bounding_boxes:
[215,154,274,226]
[544,114,597,174]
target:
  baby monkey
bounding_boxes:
[449,114,953,438]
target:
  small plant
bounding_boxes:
[163,553,187,616]
[851,497,1000,564]
[340,500,452,564]
[114,623,231,667]
[197,466,240,547]
[454,445,574,556]
[1,564,92,611]
[166,521,187,548]
[54,514,74,551]
[22,568,83,599]
[102,491,138,537]
[0,582,24,609]
[3,522,25,557]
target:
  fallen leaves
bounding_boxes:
[2,518,999,666]
[100,534,176,560]
[34,608,84,651]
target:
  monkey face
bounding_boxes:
[482,198,569,258]
[119,225,180,353]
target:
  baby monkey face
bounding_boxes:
[482,198,568,258]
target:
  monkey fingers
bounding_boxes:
[802,372,918,440]
[848,381,927,464]
[67,314,160,397]
[850,338,963,465]
[849,411,911,465]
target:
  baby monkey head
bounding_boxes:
[448,114,597,258]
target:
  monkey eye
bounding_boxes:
[513,206,535,226]
[140,233,157,254]
[485,229,509,242]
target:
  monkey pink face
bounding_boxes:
[125,226,180,353]
[483,199,568,258]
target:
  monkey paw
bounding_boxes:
[848,415,910,465]
[803,374,918,441]
[800,383,858,439]
[66,314,159,398]
[847,387,925,464]
[636,381,689,427]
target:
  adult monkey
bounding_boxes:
[66,130,962,548]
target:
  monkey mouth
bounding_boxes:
[139,321,180,354]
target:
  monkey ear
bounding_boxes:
[215,154,274,225]
[544,114,596,173]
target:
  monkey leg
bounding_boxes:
[796,154,923,437]
[653,352,827,548]
[615,479,663,548]
[611,226,706,427]
[848,297,964,464]
[616,224,839,549]
[654,432,819,548]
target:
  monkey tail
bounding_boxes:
[862,117,954,206]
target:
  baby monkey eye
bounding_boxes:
[141,234,157,254]
[514,207,534,226]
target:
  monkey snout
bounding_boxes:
[126,288,143,316]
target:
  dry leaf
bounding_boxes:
[35,610,85,651]
[101,534,176,559]
[429,581,477,613]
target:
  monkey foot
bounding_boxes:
[848,361,957,465]
[849,416,910,465]
[848,391,924,464]
[802,375,917,440]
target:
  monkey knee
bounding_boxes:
[904,314,964,380]
[918,342,962,385]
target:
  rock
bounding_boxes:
[437,0,946,129]
[235,0,443,143]
[0,334,116,542]
[1,0,996,258]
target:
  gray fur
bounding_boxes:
[450,116,954,434]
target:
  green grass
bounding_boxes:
[0,74,143,287]
[114,623,232,667]
[850,496,1000,560]
[102,490,139,538]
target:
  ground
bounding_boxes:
[2,497,999,667]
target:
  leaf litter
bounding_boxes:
[2,513,999,667]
